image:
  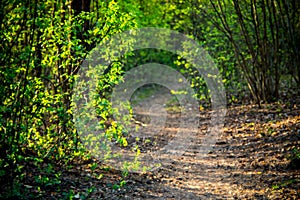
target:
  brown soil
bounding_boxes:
[20,90,300,199]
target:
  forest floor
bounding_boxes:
[21,87,300,199]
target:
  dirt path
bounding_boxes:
[23,89,299,199]
[98,89,299,199]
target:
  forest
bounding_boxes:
[0,0,299,199]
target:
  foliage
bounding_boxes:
[0,0,136,198]
[289,147,300,169]
[196,0,300,103]
[0,0,299,198]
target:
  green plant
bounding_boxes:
[289,148,300,169]
[0,0,138,197]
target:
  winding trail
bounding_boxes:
[58,88,299,199]
[109,88,300,199]
[18,88,300,199]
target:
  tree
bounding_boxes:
[0,0,137,197]
[191,0,300,103]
